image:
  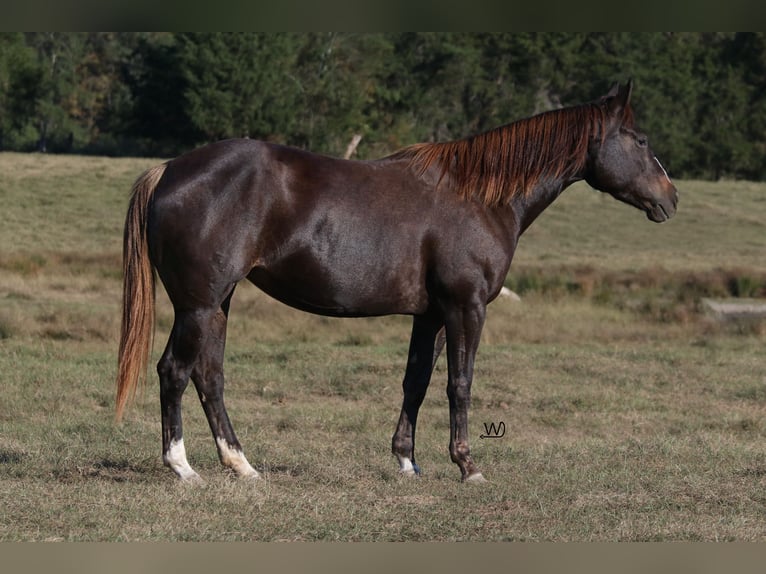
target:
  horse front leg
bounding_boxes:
[444,301,487,482]
[391,316,444,476]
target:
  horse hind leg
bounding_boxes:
[191,293,260,479]
[157,311,207,482]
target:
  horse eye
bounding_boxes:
[636,135,648,147]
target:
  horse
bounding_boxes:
[116,80,677,482]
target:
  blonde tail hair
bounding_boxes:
[115,163,167,421]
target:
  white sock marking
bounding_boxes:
[164,438,201,481]
[397,456,417,476]
[216,437,260,478]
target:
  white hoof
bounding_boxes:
[397,456,421,477]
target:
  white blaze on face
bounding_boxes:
[164,438,201,481]
[215,437,261,478]
[654,156,672,184]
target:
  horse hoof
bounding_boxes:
[397,457,421,477]
[464,472,487,483]
[179,472,204,484]
[239,469,262,480]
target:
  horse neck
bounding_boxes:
[505,114,599,233]
[488,105,600,232]
[511,175,584,234]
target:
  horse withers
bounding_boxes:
[116,80,677,482]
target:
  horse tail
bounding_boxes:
[116,163,167,421]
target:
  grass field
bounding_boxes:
[0,151,764,541]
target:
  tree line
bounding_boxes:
[1,32,765,180]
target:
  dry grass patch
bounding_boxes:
[0,154,765,540]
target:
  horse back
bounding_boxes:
[149,139,514,316]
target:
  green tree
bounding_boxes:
[25,32,88,152]
[176,32,301,143]
[526,32,590,108]
[74,33,140,155]
[692,33,753,179]
[0,32,764,181]
[122,33,199,155]
[384,33,484,143]
[724,32,766,179]
[291,33,395,156]
[471,33,546,126]
[0,33,41,150]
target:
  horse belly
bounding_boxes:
[247,244,428,317]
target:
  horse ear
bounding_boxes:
[603,82,620,99]
[618,79,633,107]
[604,79,633,120]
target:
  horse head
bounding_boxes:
[585,80,678,222]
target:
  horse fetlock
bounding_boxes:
[391,433,413,457]
[216,437,261,479]
[396,455,421,477]
[450,441,483,479]
[163,438,202,482]
[449,439,472,460]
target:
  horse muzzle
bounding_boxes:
[645,185,678,223]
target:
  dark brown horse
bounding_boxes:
[116,80,677,482]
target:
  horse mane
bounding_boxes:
[391,101,628,207]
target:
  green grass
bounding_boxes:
[0,152,765,541]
